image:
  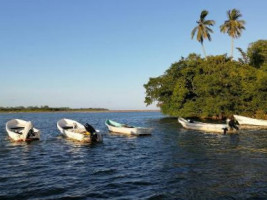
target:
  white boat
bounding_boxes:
[178,117,238,134]
[57,118,102,142]
[234,115,267,127]
[6,119,40,142]
[105,119,152,136]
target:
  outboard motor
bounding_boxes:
[96,133,103,142]
[84,123,98,142]
[26,129,35,139]
[22,121,34,141]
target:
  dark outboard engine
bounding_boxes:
[84,123,98,142]
[26,129,35,139]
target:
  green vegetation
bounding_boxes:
[220,9,246,58]
[0,106,108,113]
[144,40,267,119]
[247,40,267,70]
[191,10,215,58]
[237,40,267,70]
[145,8,265,119]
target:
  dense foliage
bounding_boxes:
[144,42,267,118]
[247,40,267,70]
[0,106,108,113]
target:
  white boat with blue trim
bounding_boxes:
[105,119,152,136]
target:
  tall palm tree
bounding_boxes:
[220,9,246,58]
[191,10,215,58]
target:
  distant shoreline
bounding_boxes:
[0,109,160,114]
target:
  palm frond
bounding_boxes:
[220,24,227,33]
[220,9,246,38]
[206,27,213,33]
[236,47,249,64]
[204,20,215,26]
[207,33,212,41]
[227,10,231,19]
[200,10,208,20]
[197,29,203,43]
[233,9,242,19]
[191,27,198,39]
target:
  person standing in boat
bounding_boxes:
[228,115,239,130]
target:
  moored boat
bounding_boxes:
[57,118,102,142]
[234,115,267,127]
[6,119,40,142]
[178,117,238,134]
[105,119,152,136]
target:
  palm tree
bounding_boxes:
[236,47,249,64]
[191,10,215,58]
[220,9,246,58]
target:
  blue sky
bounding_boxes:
[0,0,266,109]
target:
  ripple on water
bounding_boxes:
[0,112,267,199]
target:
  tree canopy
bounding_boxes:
[247,40,267,70]
[144,41,267,119]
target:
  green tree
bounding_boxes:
[247,40,267,69]
[191,10,215,58]
[220,9,246,58]
[144,52,267,118]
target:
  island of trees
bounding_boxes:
[144,9,267,119]
[0,106,109,113]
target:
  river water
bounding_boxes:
[0,112,266,199]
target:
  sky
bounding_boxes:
[0,0,266,110]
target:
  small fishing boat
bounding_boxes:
[234,115,267,127]
[57,119,102,142]
[105,119,152,136]
[178,117,238,134]
[6,119,40,142]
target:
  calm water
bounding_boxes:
[0,112,266,200]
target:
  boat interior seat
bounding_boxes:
[62,126,73,130]
[11,127,24,134]
[14,130,23,134]
[122,124,134,128]
[10,127,24,130]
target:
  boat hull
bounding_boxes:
[105,120,152,136]
[234,115,267,127]
[57,119,102,142]
[178,117,237,134]
[6,119,40,142]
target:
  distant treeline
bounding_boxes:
[0,106,109,113]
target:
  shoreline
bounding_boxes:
[0,110,161,114]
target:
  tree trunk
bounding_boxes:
[201,43,207,59]
[231,37,234,59]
